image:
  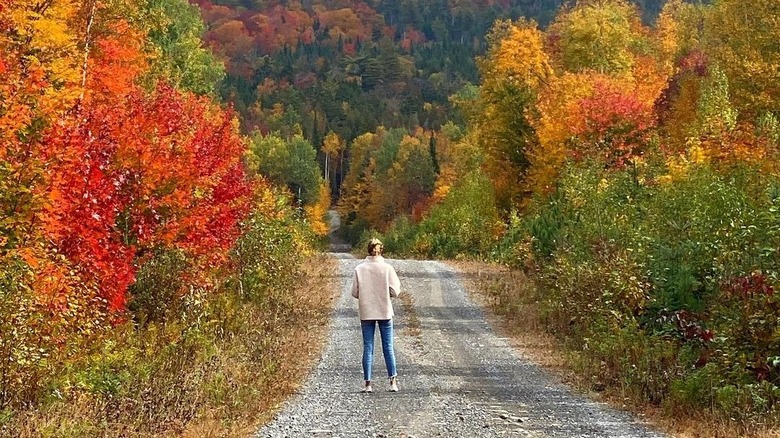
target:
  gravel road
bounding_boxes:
[255,254,669,438]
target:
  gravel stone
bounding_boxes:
[255,255,669,438]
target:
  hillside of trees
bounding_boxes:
[194,0,551,143]
[193,0,674,196]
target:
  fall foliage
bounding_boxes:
[5,0,780,433]
[0,0,314,416]
[346,0,780,431]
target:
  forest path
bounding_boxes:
[255,255,668,437]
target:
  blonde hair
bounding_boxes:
[367,238,383,256]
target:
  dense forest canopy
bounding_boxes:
[192,0,688,198]
[193,0,551,139]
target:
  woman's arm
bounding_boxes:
[388,268,401,297]
[351,271,359,298]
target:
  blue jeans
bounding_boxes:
[361,319,397,381]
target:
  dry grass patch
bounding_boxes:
[182,253,339,436]
[447,260,780,438]
[398,291,421,337]
[3,254,338,438]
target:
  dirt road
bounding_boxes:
[256,255,668,437]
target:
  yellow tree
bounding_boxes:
[1,0,82,140]
[305,183,332,237]
[322,130,345,186]
[654,51,708,155]
[705,0,780,117]
[652,1,711,155]
[654,0,706,72]
[475,19,553,210]
[426,124,483,209]
[337,131,379,229]
[548,0,646,75]
[527,72,597,194]
[385,134,436,218]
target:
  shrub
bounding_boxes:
[520,157,780,421]
[416,170,502,259]
[0,251,107,411]
[524,189,571,259]
[338,213,371,247]
[0,257,45,408]
[231,205,307,308]
[129,250,190,326]
[375,216,417,257]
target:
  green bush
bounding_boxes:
[231,208,306,307]
[415,170,501,259]
[516,158,780,421]
[526,195,569,258]
[0,256,46,408]
[644,166,760,314]
[339,213,371,247]
[377,215,417,257]
[0,253,108,411]
[129,250,190,326]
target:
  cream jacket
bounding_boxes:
[351,256,401,320]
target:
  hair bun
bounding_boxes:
[367,238,383,255]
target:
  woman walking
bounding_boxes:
[351,238,401,393]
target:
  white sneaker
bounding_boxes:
[389,377,398,392]
[362,382,373,393]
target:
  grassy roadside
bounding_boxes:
[5,254,338,438]
[180,253,339,436]
[449,260,780,438]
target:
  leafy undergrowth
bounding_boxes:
[451,260,780,438]
[3,254,337,438]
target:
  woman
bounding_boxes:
[351,238,401,393]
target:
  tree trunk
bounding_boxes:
[79,0,97,103]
